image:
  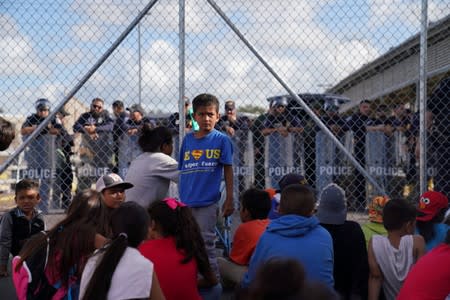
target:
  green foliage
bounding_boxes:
[238,104,266,115]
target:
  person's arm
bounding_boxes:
[261,127,278,136]
[153,156,180,183]
[94,234,108,249]
[222,164,234,217]
[413,234,426,261]
[20,125,36,135]
[0,213,13,276]
[149,272,166,300]
[367,238,383,300]
[95,115,114,132]
[73,114,87,133]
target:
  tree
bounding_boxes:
[238,104,266,115]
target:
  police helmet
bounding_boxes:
[35,98,51,111]
[324,101,339,112]
[272,97,289,108]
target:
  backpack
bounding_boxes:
[13,232,57,300]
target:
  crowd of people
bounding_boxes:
[4,76,448,215]
[0,91,449,300]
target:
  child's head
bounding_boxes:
[110,201,149,248]
[14,179,40,214]
[277,173,309,192]
[192,93,220,113]
[247,257,306,300]
[383,198,416,232]
[147,198,188,239]
[82,202,149,300]
[279,184,316,217]
[0,116,15,151]
[138,125,173,155]
[147,198,212,276]
[66,189,100,221]
[368,195,390,223]
[96,173,133,209]
[316,183,347,225]
[192,93,220,133]
[240,188,271,222]
[416,191,448,223]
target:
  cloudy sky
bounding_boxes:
[1,0,448,115]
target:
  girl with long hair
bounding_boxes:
[13,189,106,300]
[125,125,179,208]
[139,198,218,300]
[79,201,165,300]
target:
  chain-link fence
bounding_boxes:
[0,0,449,214]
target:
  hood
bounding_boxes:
[267,214,320,237]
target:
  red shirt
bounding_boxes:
[139,237,201,300]
[230,219,270,265]
[397,243,450,300]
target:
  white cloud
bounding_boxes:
[329,40,380,80]
[71,23,106,43]
[0,15,45,77]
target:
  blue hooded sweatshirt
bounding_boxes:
[242,214,334,288]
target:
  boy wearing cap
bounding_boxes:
[88,173,133,238]
[415,191,449,251]
[268,173,310,220]
[21,99,62,213]
[96,173,134,209]
[178,93,234,279]
[242,184,334,288]
[316,183,368,300]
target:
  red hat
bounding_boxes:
[416,191,449,221]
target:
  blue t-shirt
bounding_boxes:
[178,130,233,207]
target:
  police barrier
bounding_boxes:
[315,131,349,194]
[76,131,114,192]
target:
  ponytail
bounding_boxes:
[148,200,215,284]
[82,234,128,300]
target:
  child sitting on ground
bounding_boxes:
[368,198,425,300]
[139,198,217,300]
[92,173,134,237]
[79,201,165,300]
[0,179,45,277]
[218,188,271,286]
[12,189,106,299]
[267,173,311,220]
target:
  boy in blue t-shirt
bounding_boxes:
[179,93,234,279]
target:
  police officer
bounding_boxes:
[73,98,114,191]
[21,98,61,212]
